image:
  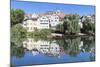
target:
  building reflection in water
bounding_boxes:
[23,38,61,57]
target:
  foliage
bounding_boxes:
[27,29,52,40]
[55,37,81,57]
[11,9,25,26]
[63,14,80,34]
[56,23,64,33]
[82,17,95,34]
[11,24,27,46]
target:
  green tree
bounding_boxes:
[11,9,25,26]
[33,29,52,39]
[63,14,80,34]
[56,24,64,33]
[11,24,27,46]
[27,29,52,40]
[82,17,95,34]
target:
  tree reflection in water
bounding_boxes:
[56,36,95,57]
[55,37,81,57]
[11,42,25,58]
[11,36,95,59]
[81,36,95,61]
[81,36,95,53]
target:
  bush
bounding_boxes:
[27,29,52,40]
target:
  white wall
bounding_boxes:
[38,16,50,29]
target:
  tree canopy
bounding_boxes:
[63,14,80,34]
[11,9,25,27]
[11,24,27,46]
[82,16,95,34]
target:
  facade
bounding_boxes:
[23,19,38,32]
[23,14,38,32]
[37,16,50,29]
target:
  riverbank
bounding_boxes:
[27,29,95,39]
[51,33,95,39]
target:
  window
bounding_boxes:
[40,23,48,24]
[55,17,58,19]
[55,17,57,19]
[51,20,53,22]
[46,20,49,22]
[55,20,57,22]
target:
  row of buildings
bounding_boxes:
[23,10,65,32]
[22,10,95,32]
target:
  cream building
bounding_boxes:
[23,14,38,32]
[22,10,66,32]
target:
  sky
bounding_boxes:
[11,0,95,16]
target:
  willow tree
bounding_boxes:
[63,14,80,35]
[56,23,64,33]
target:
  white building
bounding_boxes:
[37,16,50,29]
[22,10,65,32]
[23,14,38,32]
[23,14,50,32]
[47,15,61,29]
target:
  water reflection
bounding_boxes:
[11,36,95,66]
[11,42,25,58]
[23,38,61,57]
